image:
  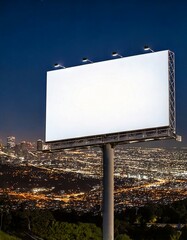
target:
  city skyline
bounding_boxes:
[1,143,187,212]
[0,1,187,145]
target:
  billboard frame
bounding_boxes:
[41,51,177,152]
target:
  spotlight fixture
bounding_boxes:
[144,45,154,52]
[112,52,123,58]
[53,63,66,69]
[82,58,93,63]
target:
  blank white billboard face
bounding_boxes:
[46,50,169,142]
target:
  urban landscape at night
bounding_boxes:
[1,137,187,214]
[1,0,187,238]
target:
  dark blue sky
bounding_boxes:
[0,0,187,145]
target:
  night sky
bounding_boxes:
[0,0,187,145]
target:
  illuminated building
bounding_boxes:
[7,136,16,148]
[0,138,3,149]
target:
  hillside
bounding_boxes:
[0,231,20,240]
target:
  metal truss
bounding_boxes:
[168,51,176,132]
[39,127,177,152]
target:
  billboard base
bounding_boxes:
[39,127,177,152]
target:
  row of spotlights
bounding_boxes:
[54,45,154,68]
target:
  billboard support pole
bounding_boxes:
[102,143,114,240]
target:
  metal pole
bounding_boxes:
[102,143,114,240]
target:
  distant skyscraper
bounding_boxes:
[7,136,16,148]
[37,139,43,151]
[0,138,3,149]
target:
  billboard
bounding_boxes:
[45,50,174,143]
